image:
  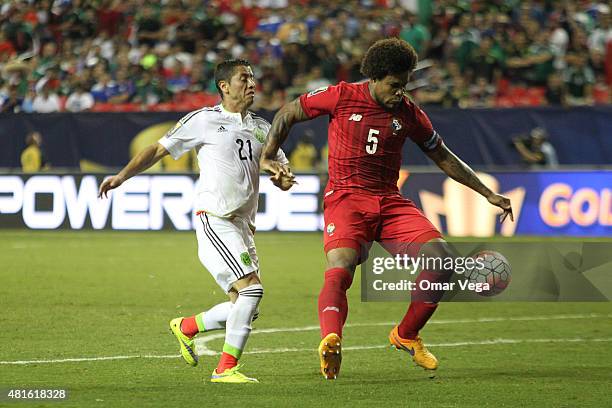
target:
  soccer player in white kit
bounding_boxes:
[98,59,294,383]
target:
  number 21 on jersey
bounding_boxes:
[236,138,253,161]
[366,129,379,154]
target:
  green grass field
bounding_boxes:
[1,231,611,407]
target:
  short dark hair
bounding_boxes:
[214,59,251,97]
[360,38,418,80]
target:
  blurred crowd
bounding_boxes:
[1,0,611,115]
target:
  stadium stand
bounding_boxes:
[0,0,610,113]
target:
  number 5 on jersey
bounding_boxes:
[366,129,379,154]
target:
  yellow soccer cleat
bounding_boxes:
[318,333,342,380]
[210,365,259,383]
[169,317,198,367]
[389,325,438,372]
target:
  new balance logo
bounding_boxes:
[322,306,340,313]
[348,114,362,122]
[217,126,227,132]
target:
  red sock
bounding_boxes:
[397,270,448,339]
[398,302,438,339]
[216,352,238,373]
[318,267,353,338]
[180,316,198,338]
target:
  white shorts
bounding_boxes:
[195,212,259,293]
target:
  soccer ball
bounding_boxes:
[465,250,511,297]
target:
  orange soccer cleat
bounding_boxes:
[318,333,342,380]
[389,325,438,372]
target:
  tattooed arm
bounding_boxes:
[427,143,514,223]
[260,98,309,178]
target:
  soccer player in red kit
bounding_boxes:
[260,38,513,379]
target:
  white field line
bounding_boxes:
[1,313,610,365]
[3,337,612,365]
[346,313,612,327]
[193,313,612,356]
[235,337,612,356]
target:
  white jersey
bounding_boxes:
[158,103,288,226]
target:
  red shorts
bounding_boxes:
[323,190,442,262]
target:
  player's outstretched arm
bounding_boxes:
[260,98,309,178]
[426,143,514,223]
[98,143,169,198]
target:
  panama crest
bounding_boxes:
[240,252,252,266]
[391,118,402,133]
[326,223,336,236]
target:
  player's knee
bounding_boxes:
[327,259,356,272]
[420,239,456,276]
[227,290,238,303]
[326,248,359,272]
[419,238,453,257]
[235,271,261,289]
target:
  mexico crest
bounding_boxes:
[240,252,252,266]
[254,127,266,143]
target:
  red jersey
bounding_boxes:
[299,81,442,195]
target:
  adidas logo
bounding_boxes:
[217,126,227,132]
